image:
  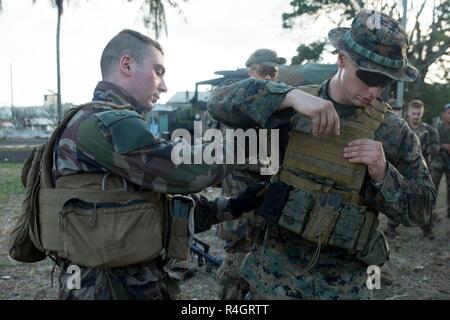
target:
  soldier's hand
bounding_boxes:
[280,89,340,137]
[229,182,268,218]
[343,139,387,182]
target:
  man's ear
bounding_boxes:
[119,55,133,77]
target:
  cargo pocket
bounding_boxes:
[302,205,339,245]
[59,199,163,268]
[329,203,366,252]
[166,195,194,261]
[278,188,314,234]
[356,230,390,266]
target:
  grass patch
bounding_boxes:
[0,163,24,204]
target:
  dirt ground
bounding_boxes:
[0,164,449,300]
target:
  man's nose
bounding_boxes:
[368,86,382,98]
[159,78,168,93]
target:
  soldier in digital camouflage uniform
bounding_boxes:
[215,49,287,300]
[430,103,450,220]
[208,10,435,299]
[50,29,269,300]
[386,99,440,238]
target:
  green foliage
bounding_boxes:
[291,40,326,65]
[282,0,363,29]
[136,0,187,39]
[0,163,24,204]
[283,0,450,106]
[406,83,450,124]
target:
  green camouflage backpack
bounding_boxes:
[8,104,88,262]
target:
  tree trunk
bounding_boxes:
[56,0,63,122]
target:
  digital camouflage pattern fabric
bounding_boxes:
[53,81,235,300]
[410,123,439,166]
[207,77,436,299]
[328,10,418,82]
[388,122,440,233]
[430,121,450,217]
[215,163,266,299]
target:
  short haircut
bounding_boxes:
[408,99,424,110]
[100,29,163,79]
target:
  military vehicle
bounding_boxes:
[148,63,339,139]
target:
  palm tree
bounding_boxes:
[1,0,185,121]
[138,0,187,40]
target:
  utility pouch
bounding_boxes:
[356,230,390,266]
[302,204,339,245]
[257,181,292,222]
[328,202,366,252]
[59,198,163,268]
[166,195,195,261]
[278,188,314,234]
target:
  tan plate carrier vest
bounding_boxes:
[278,86,387,253]
[23,103,189,268]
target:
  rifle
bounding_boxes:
[189,237,222,273]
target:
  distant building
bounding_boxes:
[29,118,54,132]
[0,120,15,129]
[44,94,57,108]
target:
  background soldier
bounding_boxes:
[386,99,440,239]
[29,29,267,300]
[389,98,403,117]
[208,10,435,299]
[215,49,286,300]
[430,103,450,220]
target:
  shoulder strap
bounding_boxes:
[353,99,388,132]
[40,103,96,188]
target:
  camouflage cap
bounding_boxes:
[246,49,287,68]
[328,10,418,82]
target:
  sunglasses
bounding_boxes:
[355,69,396,88]
[252,66,278,78]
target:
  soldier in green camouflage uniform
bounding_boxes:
[52,29,268,300]
[430,103,450,219]
[386,99,440,238]
[208,11,435,299]
[215,49,286,300]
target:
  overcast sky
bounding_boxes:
[0,0,434,107]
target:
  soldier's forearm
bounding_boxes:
[207,78,294,129]
[365,162,436,227]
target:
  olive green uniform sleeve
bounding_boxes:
[426,124,440,157]
[192,195,235,233]
[207,78,296,129]
[364,115,436,227]
[76,109,232,194]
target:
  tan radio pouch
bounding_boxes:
[165,194,195,261]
